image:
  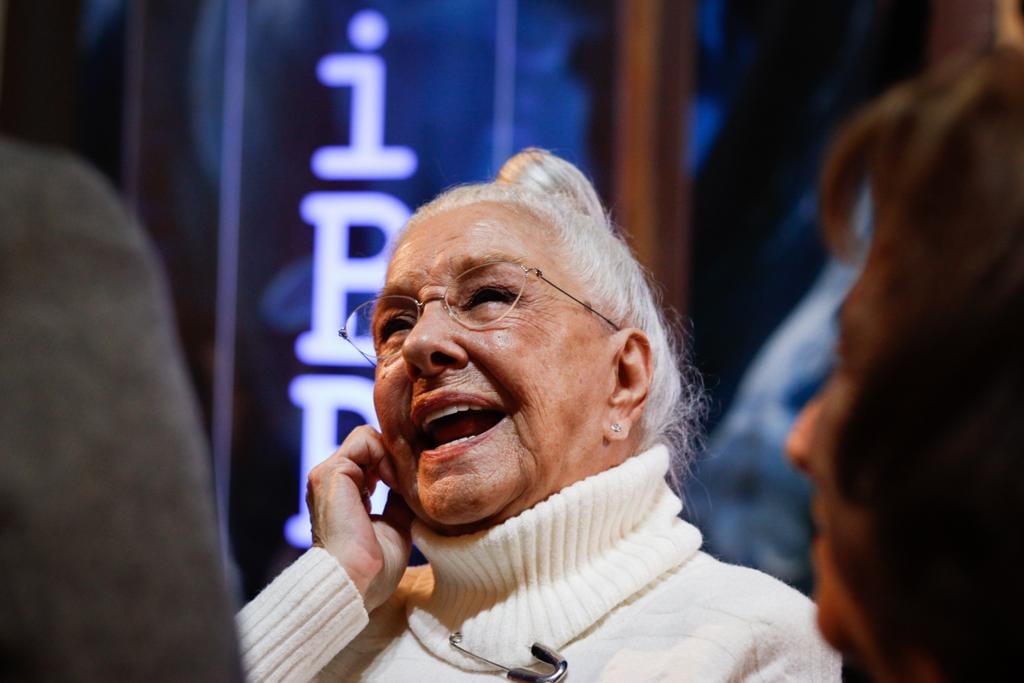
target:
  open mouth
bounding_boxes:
[422,404,507,449]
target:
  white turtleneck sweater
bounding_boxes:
[238,447,840,682]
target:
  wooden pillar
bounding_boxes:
[613,0,695,319]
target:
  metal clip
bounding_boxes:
[449,632,568,683]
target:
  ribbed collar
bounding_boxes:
[406,445,702,672]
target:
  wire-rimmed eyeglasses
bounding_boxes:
[338,260,620,366]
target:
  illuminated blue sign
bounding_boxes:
[286,9,415,547]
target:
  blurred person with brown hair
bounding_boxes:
[787,46,1024,682]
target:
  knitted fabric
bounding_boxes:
[406,445,700,670]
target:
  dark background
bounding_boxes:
[2,1,983,615]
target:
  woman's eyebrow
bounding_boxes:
[377,282,405,297]
[445,251,524,272]
[376,251,527,297]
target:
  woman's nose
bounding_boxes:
[400,301,469,377]
[785,397,822,476]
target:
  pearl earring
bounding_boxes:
[610,423,623,434]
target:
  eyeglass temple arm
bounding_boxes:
[530,269,620,331]
[337,328,379,367]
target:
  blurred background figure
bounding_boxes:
[679,0,1012,594]
[2,2,240,678]
[788,46,1024,682]
[0,135,240,679]
[2,0,1019,657]
[996,0,1024,44]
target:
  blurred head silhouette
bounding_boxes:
[787,47,1024,682]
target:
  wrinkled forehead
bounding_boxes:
[384,201,562,290]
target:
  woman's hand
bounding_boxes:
[307,425,414,612]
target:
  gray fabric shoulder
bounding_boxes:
[0,139,240,681]
[0,137,142,250]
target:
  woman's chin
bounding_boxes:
[416,491,506,534]
[413,475,525,535]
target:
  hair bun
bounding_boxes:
[496,148,607,225]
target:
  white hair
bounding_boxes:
[399,148,705,483]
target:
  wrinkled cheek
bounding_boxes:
[373,364,405,432]
[480,329,517,355]
[383,438,421,515]
[372,371,415,482]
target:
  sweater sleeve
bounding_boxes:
[237,547,370,683]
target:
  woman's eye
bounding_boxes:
[376,314,415,343]
[465,285,516,309]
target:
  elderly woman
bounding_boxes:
[786,48,1024,682]
[239,149,839,681]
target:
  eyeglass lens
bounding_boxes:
[342,261,529,363]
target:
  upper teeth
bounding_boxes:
[423,404,487,430]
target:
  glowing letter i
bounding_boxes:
[311,9,418,180]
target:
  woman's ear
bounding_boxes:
[606,329,652,441]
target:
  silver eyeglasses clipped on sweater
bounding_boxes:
[449,632,568,683]
[338,260,620,367]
